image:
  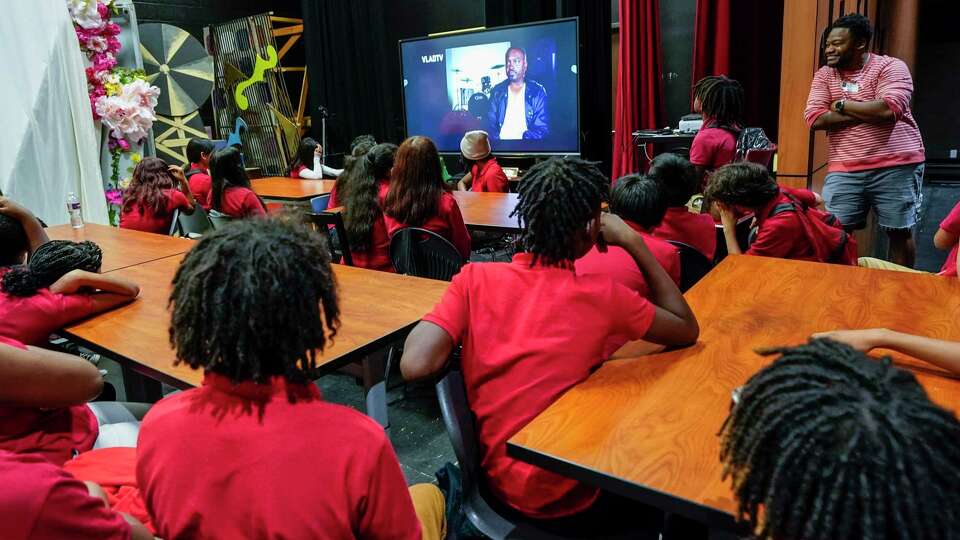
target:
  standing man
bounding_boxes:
[488,47,549,141]
[804,13,925,267]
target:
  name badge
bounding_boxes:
[841,80,859,93]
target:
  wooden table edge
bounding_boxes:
[505,441,741,533]
[99,252,192,274]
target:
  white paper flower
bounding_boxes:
[67,0,104,30]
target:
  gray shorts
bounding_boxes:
[822,163,924,231]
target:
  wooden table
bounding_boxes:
[46,224,195,272]
[252,177,336,203]
[452,191,520,233]
[507,255,960,533]
[61,255,448,392]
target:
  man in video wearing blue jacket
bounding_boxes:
[488,47,549,140]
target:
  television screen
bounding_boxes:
[399,18,579,155]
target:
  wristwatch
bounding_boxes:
[835,99,846,114]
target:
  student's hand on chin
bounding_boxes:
[598,213,639,248]
[714,202,736,226]
[811,329,884,352]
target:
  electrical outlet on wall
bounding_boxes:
[950,149,959,160]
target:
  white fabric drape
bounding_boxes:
[0,0,107,225]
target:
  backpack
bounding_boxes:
[184,168,203,180]
[768,191,858,265]
[735,127,773,161]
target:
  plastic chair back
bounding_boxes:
[311,194,331,213]
[669,240,714,291]
[207,209,235,230]
[305,211,353,266]
[176,206,214,237]
[744,143,777,168]
[168,209,181,236]
[390,227,463,281]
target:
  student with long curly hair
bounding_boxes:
[336,143,397,271]
[119,157,196,234]
[383,136,470,259]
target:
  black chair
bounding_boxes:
[305,211,353,266]
[435,368,575,540]
[173,206,214,238]
[390,227,463,281]
[669,240,713,292]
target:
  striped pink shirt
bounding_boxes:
[804,54,924,172]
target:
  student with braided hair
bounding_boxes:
[0,240,139,346]
[136,218,445,539]
[400,157,699,535]
[690,75,745,186]
[720,338,960,540]
[814,328,960,376]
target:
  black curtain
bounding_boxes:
[485,0,613,175]
[301,0,401,164]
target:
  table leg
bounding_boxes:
[121,366,163,403]
[362,351,389,432]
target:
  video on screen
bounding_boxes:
[400,19,579,155]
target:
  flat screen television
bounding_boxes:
[399,18,579,155]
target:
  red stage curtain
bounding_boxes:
[612,0,664,179]
[692,0,732,87]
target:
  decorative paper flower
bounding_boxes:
[104,188,124,206]
[67,0,104,30]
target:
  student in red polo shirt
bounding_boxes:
[136,218,445,540]
[208,146,267,219]
[185,138,215,210]
[690,75,745,187]
[0,197,49,268]
[0,450,153,540]
[336,143,397,272]
[707,162,857,264]
[0,336,102,465]
[384,136,471,259]
[649,153,718,261]
[328,134,378,208]
[577,174,680,291]
[0,240,140,346]
[457,130,509,193]
[120,157,197,234]
[400,157,699,536]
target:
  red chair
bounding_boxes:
[744,144,777,168]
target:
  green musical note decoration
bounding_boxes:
[234,45,278,111]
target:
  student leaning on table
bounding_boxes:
[135,217,445,540]
[815,328,960,376]
[401,157,700,537]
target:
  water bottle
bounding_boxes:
[66,192,84,229]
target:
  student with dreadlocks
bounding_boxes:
[120,157,197,234]
[706,162,857,264]
[400,157,699,536]
[814,328,960,376]
[384,136,471,259]
[649,153,718,261]
[0,240,140,346]
[209,146,267,218]
[690,75,745,186]
[135,217,446,540]
[720,338,960,540]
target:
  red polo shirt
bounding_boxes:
[137,372,421,540]
[575,221,681,294]
[690,123,738,171]
[349,180,394,272]
[119,189,190,234]
[0,268,97,346]
[653,207,718,261]
[748,188,822,261]
[213,186,266,218]
[384,191,472,260]
[422,253,656,518]
[0,450,131,540]
[471,157,509,193]
[187,164,212,210]
[0,337,98,466]
[939,200,960,277]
